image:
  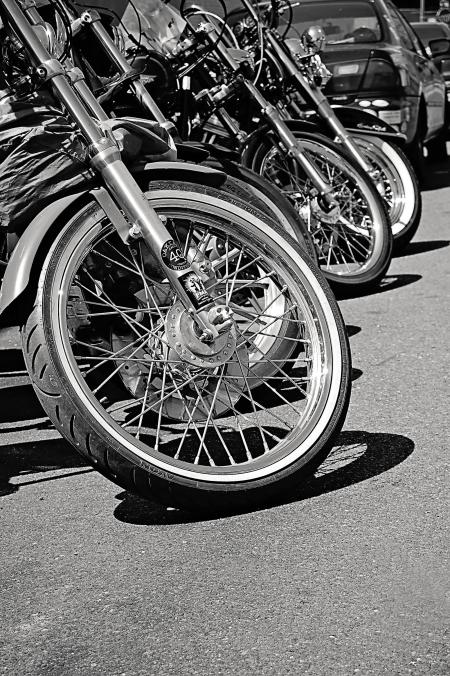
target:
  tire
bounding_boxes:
[245,130,393,293]
[353,135,422,253]
[22,181,351,514]
[208,159,318,263]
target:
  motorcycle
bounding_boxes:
[230,0,422,253]
[0,0,351,513]
[54,0,318,261]
[129,1,393,293]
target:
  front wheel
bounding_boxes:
[246,130,393,293]
[22,181,351,513]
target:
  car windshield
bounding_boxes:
[287,1,382,45]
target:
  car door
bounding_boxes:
[386,2,445,136]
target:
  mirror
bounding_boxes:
[429,37,450,58]
[301,26,326,55]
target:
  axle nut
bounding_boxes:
[208,305,232,327]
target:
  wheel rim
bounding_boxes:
[354,136,415,237]
[259,139,384,278]
[49,193,344,483]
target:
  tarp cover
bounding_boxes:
[0,89,95,233]
[0,88,176,234]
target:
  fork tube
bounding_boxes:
[239,0,262,23]
[265,34,373,174]
[243,78,336,198]
[80,11,177,135]
[3,0,223,332]
[200,24,336,200]
[22,0,114,120]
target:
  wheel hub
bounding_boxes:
[310,197,341,225]
[166,301,237,368]
[111,300,248,421]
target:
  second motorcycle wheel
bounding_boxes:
[245,130,393,293]
[352,135,422,253]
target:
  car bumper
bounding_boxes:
[328,94,419,144]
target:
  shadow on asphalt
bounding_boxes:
[393,239,449,258]
[0,438,90,497]
[0,347,25,374]
[0,384,48,425]
[112,430,415,525]
[421,156,450,191]
[345,324,361,337]
[336,274,422,300]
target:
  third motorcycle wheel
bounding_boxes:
[353,135,422,253]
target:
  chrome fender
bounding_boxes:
[239,119,321,167]
[307,107,406,144]
[0,162,227,326]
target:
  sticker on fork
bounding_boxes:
[179,272,212,310]
[161,239,190,271]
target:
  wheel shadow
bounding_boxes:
[345,324,361,338]
[112,430,414,525]
[0,438,90,497]
[421,156,450,191]
[0,355,90,496]
[0,348,25,374]
[336,274,422,300]
[393,239,449,258]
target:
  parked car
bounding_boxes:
[412,20,450,115]
[229,0,448,166]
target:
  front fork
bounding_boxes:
[243,78,339,208]
[264,32,375,177]
[4,0,231,342]
[197,23,339,210]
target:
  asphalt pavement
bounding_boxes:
[0,159,449,676]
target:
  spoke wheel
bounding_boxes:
[22,182,350,512]
[247,131,392,291]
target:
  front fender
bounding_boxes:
[0,161,228,327]
[0,191,89,327]
[239,119,321,166]
[131,160,227,188]
[317,107,406,144]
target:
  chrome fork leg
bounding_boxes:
[4,0,231,340]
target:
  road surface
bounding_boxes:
[0,161,449,676]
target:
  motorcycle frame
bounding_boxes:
[0,0,231,340]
